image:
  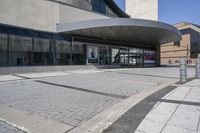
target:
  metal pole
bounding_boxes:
[179,57,187,83]
[195,58,200,79]
[186,44,189,64]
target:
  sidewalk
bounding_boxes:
[135,79,200,133]
[103,79,200,133]
[104,79,200,133]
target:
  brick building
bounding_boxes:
[161,22,200,65]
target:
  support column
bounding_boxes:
[155,44,160,66]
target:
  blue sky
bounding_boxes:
[115,0,200,25]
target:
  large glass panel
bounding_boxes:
[112,48,120,63]
[120,47,144,67]
[72,42,86,65]
[0,34,8,66]
[120,48,129,65]
[128,54,143,67]
[88,45,98,64]
[99,45,110,65]
[10,35,33,66]
[55,40,71,65]
[144,50,156,67]
[120,53,129,65]
[34,38,52,65]
[129,48,143,54]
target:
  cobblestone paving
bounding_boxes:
[115,67,195,78]
[0,120,25,133]
[0,67,196,129]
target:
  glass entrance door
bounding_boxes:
[128,54,143,67]
[99,46,110,65]
[120,47,143,67]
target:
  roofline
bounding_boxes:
[174,22,200,33]
[57,18,181,44]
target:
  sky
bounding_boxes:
[115,0,200,25]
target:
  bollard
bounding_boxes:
[179,57,187,83]
[196,58,200,79]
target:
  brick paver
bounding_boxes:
[0,67,196,131]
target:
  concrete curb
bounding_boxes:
[0,117,31,133]
[68,80,178,133]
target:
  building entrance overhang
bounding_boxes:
[57,18,181,46]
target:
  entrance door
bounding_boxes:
[128,54,143,67]
[99,46,110,65]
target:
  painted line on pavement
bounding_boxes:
[103,70,179,79]
[159,99,200,107]
[36,80,128,99]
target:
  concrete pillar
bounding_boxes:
[195,58,200,79]
[179,57,187,83]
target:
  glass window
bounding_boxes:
[129,48,143,54]
[55,40,71,65]
[10,35,33,66]
[121,48,129,53]
[0,34,8,66]
[90,0,117,17]
[120,53,129,65]
[34,38,52,66]
[112,48,120,63]
[99,46,110,65]
[72,42,86,65]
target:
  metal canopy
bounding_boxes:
[57,18,181,45]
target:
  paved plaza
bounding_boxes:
[0,67,197,133]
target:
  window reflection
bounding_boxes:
[112,48,120,63]
[55,41,71,65]
[90,0,117,17]
[99,46,110,65]
[72,43,86,65]
[10,36,33,66]
[0,34,8,66]
[34,38,52,66]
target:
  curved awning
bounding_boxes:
[57,18,181,45]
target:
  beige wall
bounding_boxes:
[125,0,158,21]
[161,34,196,64]
[0,0,109,32]
[59,4,109,24]
[58,0,92,10]
[0,0,60,32]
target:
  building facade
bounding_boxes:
[0,0,180,73]
[125,0,158,21]
[161,22,200,65]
